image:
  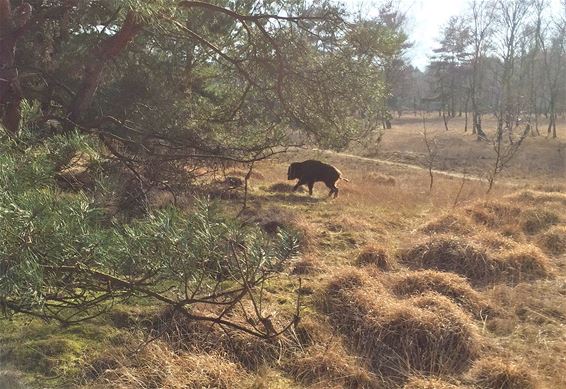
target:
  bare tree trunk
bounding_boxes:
[68,11,141,122]
[0,1,32,133]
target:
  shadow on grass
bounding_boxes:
[265,193,325,204]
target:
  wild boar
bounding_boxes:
[287,160,349,198]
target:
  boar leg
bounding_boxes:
[307,181,314,195]
[293,180,306,192]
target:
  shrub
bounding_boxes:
[0,134,301,339]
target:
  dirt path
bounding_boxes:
[312,148,486,182]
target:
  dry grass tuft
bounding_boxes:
[286,343,378,388]
[319,271,480,378]
[520,208,561,235]
[472,231,519,252]
[465,201,522,228]
[401,236,496,285]
[419,214,475,235]
[469,357,537,389]
[367,172,397,186]
[536,225,566,255]
[292,256,322,275]
[293,315,334,346]
[322,267,383,298]
[497,245,554,283]
[86,341,250,389]
[402,236,552,285]
[356,244,396,270]
[403,376,465,389]
[505,190,566,206]
[388,270,493,318]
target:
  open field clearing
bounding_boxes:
[2,0,566,387]
[352,114,566,182]
[3,141,566,388]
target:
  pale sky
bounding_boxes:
[345,0,564,71]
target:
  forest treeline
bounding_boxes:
[394,0,566,138]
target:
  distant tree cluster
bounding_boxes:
[397,0,566,138]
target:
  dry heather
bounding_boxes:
[401,235,553,285]
[403,376,467,389]
[418,214,476,235]
[356,244,396,270]
[319,268,481,379]
[536,225,566,255]
[468,357,537,389]
[388,270,493,318]
[286,343,379,388]
[85,342,250,389]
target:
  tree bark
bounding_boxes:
[68,11,142,123]
[0,1,32,133]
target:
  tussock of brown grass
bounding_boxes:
[419,214,475,235]
[319,270,480,378]
[388,271,493,318]
[402,236,553,285]
[292,256,322,275]
[469,357,537,389]
[294,315,334,346]
[520,208,561,235]
[472,231,519,251]
[498,245,554,283]
[465,201,522,228]
[505,190,566,206]
[532,184,566,193]
[367,172,397,186]
[86,341,250,389]
[536,225,566,255]
[286,343,378,388]
[403,376,465,389]
[401,236,496,285]
[356,244,396,270]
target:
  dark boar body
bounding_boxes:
[287,160,349,198]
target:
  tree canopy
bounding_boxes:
[1,0,407,174]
